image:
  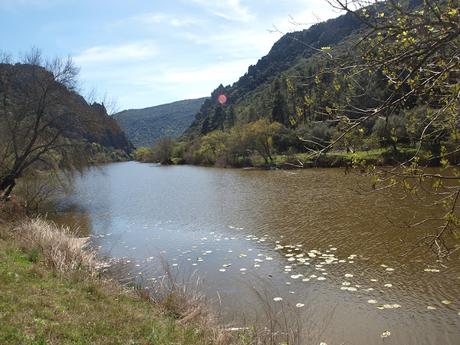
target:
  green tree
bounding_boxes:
[243,119,283,164]
[151,137,176,165]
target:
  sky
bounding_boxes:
[0,0,342,111]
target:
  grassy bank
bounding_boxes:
[271,147,421,169]
[0,218,223,345]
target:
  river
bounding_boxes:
[56,161,460,344]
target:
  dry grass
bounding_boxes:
[136,262,233,345]
[12,217,96,273]
[1,216,327,344]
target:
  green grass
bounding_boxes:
[0,228,213,345]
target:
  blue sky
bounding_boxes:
[0,0,341,110]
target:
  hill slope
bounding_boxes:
[0,63,133,154]
[114,98,207,147]
[182,12,364,139]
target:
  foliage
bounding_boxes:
[318,0,460,257]
[133,146,153,162]
[151,137,176,165]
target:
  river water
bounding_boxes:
[57,162,460,344]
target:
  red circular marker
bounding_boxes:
[218,94,227,105]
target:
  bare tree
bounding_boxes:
[0,49,86,201]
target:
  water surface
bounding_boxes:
[58,162,460,344]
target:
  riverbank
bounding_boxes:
[0,216,233,345]
[163,147,422,170]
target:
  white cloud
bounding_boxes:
[131,12,200,28]
[272,1,343,33]
[147,58,256,86]
[178,27,280,60]
[191,0,253,22]
[74,42,158,64]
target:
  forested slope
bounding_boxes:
[114,98,207,147]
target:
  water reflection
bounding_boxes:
[56,162,460,345]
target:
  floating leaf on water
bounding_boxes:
[381,330,391,338]
[296,303,305,308]
[427,306,437,310]
[441,300,452,305]
[273,297,283,302]
[368,300,378,304]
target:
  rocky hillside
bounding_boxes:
[114,98,207,148]
[182,12,364,139]
[0,63,133,154]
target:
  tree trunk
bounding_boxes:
[0,174,16,201]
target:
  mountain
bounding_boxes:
[0,63,133,155]
[182,12,364,139]
[113,98,207,148]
